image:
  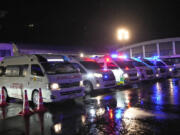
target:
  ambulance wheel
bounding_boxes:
[32,90,39,106]
[84,81,93,93]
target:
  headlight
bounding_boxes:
[89,108,96,116]
[80,80,84,87]
[169,68,173,72]
[137,73,140,77]
[54,123,62,134]
[87,73,103,78]
[123,73,129,78]
[157,68,160,71]
[96,83,100,87]
[50,83,60,90]
[94,73,103,78]
[156,74,159,77]
[87,73,94,78]
[96,108,105,116]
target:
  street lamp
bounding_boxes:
[117,28,129,49]
[117,28,129,41]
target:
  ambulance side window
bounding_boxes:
[72,63,86,73]
[31,64,44,76]
[19,65,29,77]
[5,66,20,77]
[0,66,5,76]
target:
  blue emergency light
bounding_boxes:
[115,109,122,119]
[104,74,108,79]
[111,54,118,58]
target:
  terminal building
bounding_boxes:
[0,43,104,59]
[117,37,180,58]
[1,37,180,59]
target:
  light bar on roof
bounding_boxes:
[83,57,95,62]
[118,55,127,59]
[111,54,118,58]
[80,53,84,58]
[145,56,160,61]
[106,58,110,62]
[124,55,128,59]
[47,59,64,62]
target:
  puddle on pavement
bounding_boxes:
[1,78,180,134]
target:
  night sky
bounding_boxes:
[0,0,180,52]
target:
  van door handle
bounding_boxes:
[28,82,30,85]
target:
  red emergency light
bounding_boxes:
[104,56,111,62]
[118,55,124,59]
[83,57,95,62]
[125,66,129,70]
[106,58,110,62]
[118,55,127,59]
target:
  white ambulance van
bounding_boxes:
[69,57,116,93]
[144,58,169,79]
[95,55,140,85]
[94,56,125,86]
[0,54,84,105]
[131,58,156,80]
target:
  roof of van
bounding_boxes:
[1,55,38,65]
[3,55,36,60]
[1,54,70,65]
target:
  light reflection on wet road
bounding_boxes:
[1,78,180,134]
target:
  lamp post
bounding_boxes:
[117,28,129,48]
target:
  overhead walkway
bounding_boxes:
[117,37,180,58]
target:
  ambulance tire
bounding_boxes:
[84,81,93,93]
[32,90,39,106]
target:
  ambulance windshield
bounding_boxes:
[41,62,79,74]
[115,60,135,69]
[80,61,101,70]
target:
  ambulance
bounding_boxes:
[0,54,84,105]
[161,57,177,77]
[112,58,140,84]
[69,56,116,93]
[156,58,175,77]
[95,55,140,85]
[94,56,124,85]
[131,58,156,80]
[143,58,168,78]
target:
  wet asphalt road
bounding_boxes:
[1,78,180,135]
